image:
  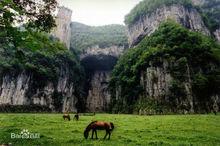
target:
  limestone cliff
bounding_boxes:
[139,60,195,114]
[81,45,125,112]
[127,4,210,46]
[86,71,111,112]
[110,20,220,114]
[118,0,220,113]
[80,45,125,60]
[53,6,72,49]
[0,66,79,112]
[70,22,128,112]
[191,0,207,5]
[214,29,220,41]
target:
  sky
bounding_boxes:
[57,0,142,26]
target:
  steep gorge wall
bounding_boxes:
[0,66,79,112]
[70,22,128,112]
[86,71,111,112]
[139,59,219,114]
[81,45,125,60]
[53,7,72,49]
[81,45,125,112]
[110,0,220,114]
[139,60,195,114]
[127,4,210,46]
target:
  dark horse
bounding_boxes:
[63,113,70,121]
[74,114,79,121]
[84,121,114,140]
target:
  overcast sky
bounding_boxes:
[57,0,142,26]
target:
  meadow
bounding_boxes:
[0,114,219,146]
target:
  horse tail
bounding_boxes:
[110,122,114,131]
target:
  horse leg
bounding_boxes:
[92,130,94,139]
[95,130,98,139]
[104,130,108,139]
[108,131,111,140]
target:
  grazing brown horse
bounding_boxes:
[63,113,70,121]
[84,121,114,140]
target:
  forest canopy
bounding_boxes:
[70,22,128,53]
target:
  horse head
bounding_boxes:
[84,130,89,139]
[110,122,114,131]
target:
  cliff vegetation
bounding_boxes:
[125,0,220,36]
[198,0,220,33]
[70,22,128,52]
[0,0,85,112]
[124,0,192,26]
[110,21,220,113]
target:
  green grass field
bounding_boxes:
[0,114,220,146]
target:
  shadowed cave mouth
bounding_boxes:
[80,54,118,108]
[81,54,118,72]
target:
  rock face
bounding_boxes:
[122,0,220,113]
[139,60,195,113]
[0,72,31,105]
[86,71,111,112]
[0,66,78,112]
[80,45,125,59]
[214,29,220,41]
[127,4,210,46]
[53,6,72,49]
[140,61,172,100]
[191,0,207,5]
[81,45,125,112]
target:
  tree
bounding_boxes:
[0,0,57,32]
[0,0,57,53]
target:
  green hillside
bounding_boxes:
[70,22,128,52]
[110,21,220,113]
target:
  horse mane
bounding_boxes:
[85,121,97,131]
[84,121,97,139]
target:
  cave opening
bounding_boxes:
[80,54,118,112]
[81,54,118,72]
